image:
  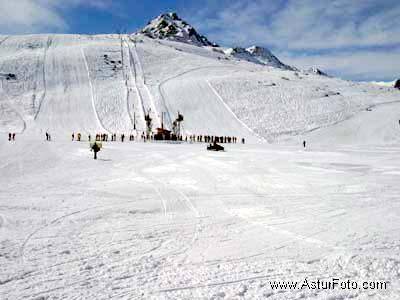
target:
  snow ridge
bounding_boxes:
[224,46,295,70]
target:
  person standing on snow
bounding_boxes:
[91,142,101,160]
[303,140,306,148]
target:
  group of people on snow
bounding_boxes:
[7,133,16,141]
[70,132,244,144]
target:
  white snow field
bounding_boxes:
[1,29,400,299]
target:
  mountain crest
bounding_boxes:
[225,45,295,70]
[139,12,218,47]
[307,67,328,76]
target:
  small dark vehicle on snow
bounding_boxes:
[207,142,224,151]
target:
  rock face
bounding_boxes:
[307,67,328,76]
[224,46,295,70]
[139,12,218,47]
[395,79,400,89]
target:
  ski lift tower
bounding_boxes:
[154,112,172,140]
[144,110,152,138]
[172,111,184,140]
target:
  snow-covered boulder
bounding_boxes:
[139,12,218,47]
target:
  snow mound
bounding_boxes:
[139,12,218,47]
[224,46,295,70]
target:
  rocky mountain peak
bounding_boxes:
[139,12,218,47]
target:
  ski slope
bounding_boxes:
[1,30,400,299]
[1,139,399,299]
[1,33,399,144]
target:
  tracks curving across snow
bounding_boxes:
[19,208,91,262]
[158,65,258,138]
[33,36,52,121]
[81,47,110,134]
[206,79,263,140]
[0,36,9,47]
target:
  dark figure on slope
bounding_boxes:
[91,142,101,160]
[303,140,306,148]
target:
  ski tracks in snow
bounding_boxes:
[81,47,109,133]
[123,38,146,130]
[127,37,161,127]
[33,36,52,121]
[19,208,91,263]
[158,65,257,137]
[206,79,263,140]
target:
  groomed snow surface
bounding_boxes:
[1,141,400,299]
[1,34,400,299]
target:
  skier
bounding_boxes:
[12,133,15,141]
[91,142,101,160]
[77,133,81,142]
[121,134,125,142]
[72,133,75,141]
[8,133,11,141]
[88,134,91,142]
[303,140,306,148]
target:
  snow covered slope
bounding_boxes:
[1,139,400,299]
[1,14,400,300]
[0,14,399,145]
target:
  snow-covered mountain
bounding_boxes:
[139,13,293,70]
[224,46,294,70]
[0,13,399,145]
[139,12,218,47]
[1,13,400,300]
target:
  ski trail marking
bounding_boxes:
[34,36,52,121]
[81,47,109,133]
[157,63,255,136]
[121,37,135,130]
[130,38,161,127]
[126,40,146,129]
[0,36,9,47]
[19,209,90,263]
[206,79,263,139]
